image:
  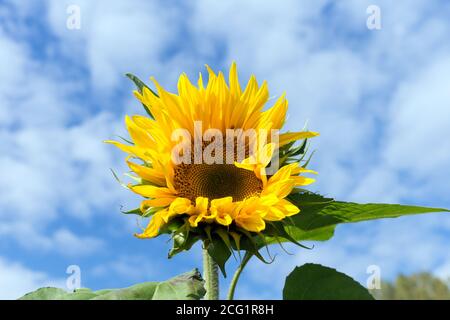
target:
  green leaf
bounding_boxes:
[283,263,374,300]
[284,192,449,243]
[152,269,206,300]
[285,225,336,242]
[18,287,97,300]
[125,73,157,118]
[207,236,231,277]
[321,201,449,222]
[19,269,205,300]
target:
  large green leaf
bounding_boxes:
[283,263,374,300]
[19,269,205,300]
[284,192,449,242]
[18,287,98,300]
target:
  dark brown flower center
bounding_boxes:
[174,163,262,202]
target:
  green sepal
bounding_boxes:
[204,225,213,243]
[110,168,129,189]
[265,221,311,250]
[237,229,273,264]
[229,231,242,259]
[115,135,134,145]
[167,221,200,258]
[215,228,236,260]
[125,73,157,119]
[142,206,164,218]
[206,235,231,277]
[278,138,310,168]
[121,207,142,216]
[124,173,142,184]
[301,150,315,168]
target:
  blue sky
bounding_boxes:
[0,0,449,299]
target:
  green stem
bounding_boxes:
[227,252,253,300]
[203,246,219,300]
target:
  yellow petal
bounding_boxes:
[158,197,193,222]
[292,167,318,175]
[169,197,193,214]
[229,61,241,97]
[234,158,257,171]
[140,198,174,211]
[210,197,234,226]
[235,215,266,233]
[105,140,149,160]
[268,163,298,184]
[259,194,280,206]
[194,197,209,214]
[131,185,176,198]
[292,176,316,186]
[216,214,233,226]
[211,197,233,207]
[262,206,286,221]
[127,161,166,186]
[279,131,319,147]
[188,214,203,227]
[125,116,155,148]
[135,209,167,239]
[262,179,296,199]
[276,199,300,216]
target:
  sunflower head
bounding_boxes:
[107,63,318,272]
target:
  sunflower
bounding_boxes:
[107,63,318,242]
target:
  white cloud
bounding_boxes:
[350,56,450,204]
[0,18,132,254]
[91,254,162,283]
[46,0,191,91]
[0,224,105,257]
[0,109,129,251]
[385,58,450,173]
[53,229,105,256]
[0,257,65,299]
